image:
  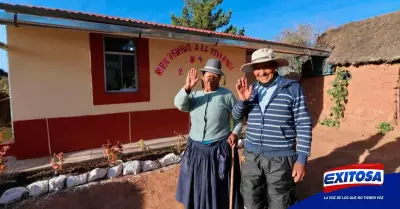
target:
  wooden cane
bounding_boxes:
[229,146,235,209]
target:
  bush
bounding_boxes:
[0,76,9,96]
[320,67,351,128]
[376,122,394,135]
[0,145,10,175]
[102,141,124,165]
[138,139,151,152]
[50,152,64,175]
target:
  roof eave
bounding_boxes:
[0,7,331,56]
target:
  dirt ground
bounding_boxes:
[8,165,184,209]
[7,126,400,209]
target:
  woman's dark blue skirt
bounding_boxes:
[176,138,243,209]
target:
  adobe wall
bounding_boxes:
[302,64,400,133]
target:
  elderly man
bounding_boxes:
[232,48,312,209]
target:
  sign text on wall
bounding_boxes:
[155,43,235,76]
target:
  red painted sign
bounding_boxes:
[189,56,195,64]
[155,43,235,76]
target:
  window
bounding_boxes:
[89,33,150,105]
[301,56,335,78]
[104,37,138,92]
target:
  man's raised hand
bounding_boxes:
[236,77,253,101]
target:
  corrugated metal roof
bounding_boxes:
[0,2,329,52]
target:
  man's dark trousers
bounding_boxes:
[240,149,298,209]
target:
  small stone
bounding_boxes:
[141,160,161,172]
[159,153,181,167]
[49,175,67,192]
[107,164,123,179]
[88,168,108,182]
[66,173,88,188]
[123,161,141,175]
[0,187,28,205]
[27,180,49,197]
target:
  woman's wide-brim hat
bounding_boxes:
[240,48,289,73]
[200,58,225,76]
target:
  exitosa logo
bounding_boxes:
[323,163,384,193]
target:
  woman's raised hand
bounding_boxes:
[185,68,199,91]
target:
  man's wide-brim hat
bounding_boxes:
[240,48,289,73]
[200,58,224,76]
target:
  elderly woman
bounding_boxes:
[175,58,243,209]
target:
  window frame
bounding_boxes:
[89,33,150,106]
[103,35,139,93]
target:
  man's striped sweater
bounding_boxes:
[232,76,312,164]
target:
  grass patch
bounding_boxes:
[376,122,394,135]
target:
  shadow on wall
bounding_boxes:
[298,56,335,129]
[12,181,145,209]
[300,76,325,129]
[296,134,400,200]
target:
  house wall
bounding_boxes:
[5,25,246,159]
[302,64,400,133]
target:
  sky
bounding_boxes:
[0,0,400,72]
